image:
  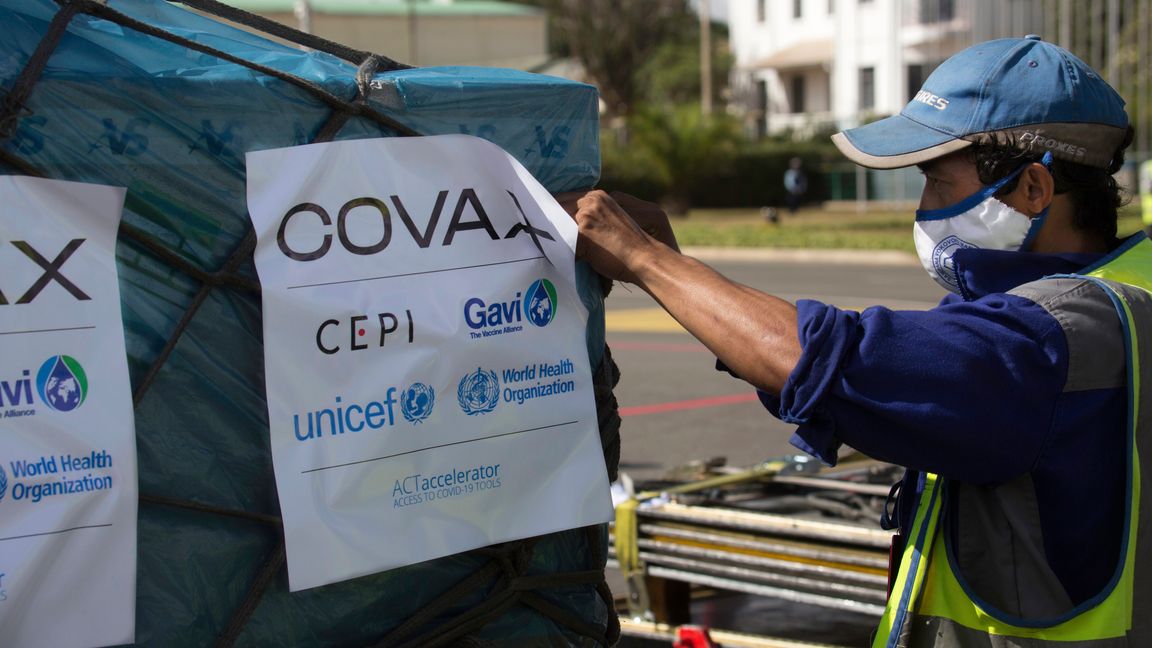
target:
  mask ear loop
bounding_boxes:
[1019,151,1055,252]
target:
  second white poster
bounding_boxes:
[246,135,613,591]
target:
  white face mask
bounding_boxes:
[913,156,1049,294]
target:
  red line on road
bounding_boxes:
[620,392,761,417]
[608,341,710,353]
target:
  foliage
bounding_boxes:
[636,23,733,107]
[1110,4,1152,153]
[601,106,742,214]
[660,204,1146,252]
[601,124,841,212]
[535,0,692,118]
[670,209,917,252]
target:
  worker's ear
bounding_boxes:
[1006,162,1055,216]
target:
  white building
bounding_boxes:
[728,0,1056,140]
[725,0,1148,202]
[218,0,549,70]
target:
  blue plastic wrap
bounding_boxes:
[0,0,611,645]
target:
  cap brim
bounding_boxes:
[832,113,972,169]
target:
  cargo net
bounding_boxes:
[0,1,623,646]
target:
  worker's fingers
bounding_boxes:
[554,190,594,217]
[608,191,679,252]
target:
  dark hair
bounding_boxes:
[969,125,1135,243]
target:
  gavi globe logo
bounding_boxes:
[464,278,558,340]
[523,279,557,327]
[37,355,88,412]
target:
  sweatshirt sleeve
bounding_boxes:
[771,294,1068,484]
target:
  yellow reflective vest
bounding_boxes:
[1141,160,1152,227]
[873,234,1152,647]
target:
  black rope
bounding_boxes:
[141,493,281,526]
[131,228,257,405]
[587,520,622,646]
[508,570,608,591]
[119,221,262,293]
[408,589,522,648]
[64,0,420,137]
[0,147,261,293]
[356,54,387,98]
[405,542,538,648]
[173,0,411,70]
[213,541,287,648]
[0,0,626,642]
[0,157,625,647]
[595,345,623,482]
[377,555,513,646]
[0,147,44,177]
[520,590,609,646]
[122,57,377,409]
[311,102,354,144]
[0,0,82,141]
[200,61,413,647]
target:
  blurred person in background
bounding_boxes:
[783,156,807,214]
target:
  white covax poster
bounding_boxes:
[246,135,613,591]
[0,176,137,647]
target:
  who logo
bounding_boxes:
[457,368,499,415]
[0,465,7,502]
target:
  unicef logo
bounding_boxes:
[457,367,500,415]
[401,382,435,424]
[523,279,557,327]
[931,235,975,292]
[36,355,88,412]
[0,465,6,502]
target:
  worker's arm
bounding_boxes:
[560,190,801,394]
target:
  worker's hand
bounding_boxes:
[555,190,676,284]
[608,191,680,253]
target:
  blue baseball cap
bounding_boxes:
[832,36,1129,169]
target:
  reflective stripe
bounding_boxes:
[1086,266,1152,643]
[874,236,1152,646]
[911,616,1131,647]
[872,473,942,648]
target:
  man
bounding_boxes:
[783,156,807,214]
[566,36,1150,645]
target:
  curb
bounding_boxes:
[681,246,920,266]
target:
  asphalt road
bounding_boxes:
[604,247,945,485]
[604,248,945,647]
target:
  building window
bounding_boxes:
[794,0,802,19]
[906,62,940,100]
[791,75,806,113]
[919,0,955,22]
[756,79,769,138]
[907,64,925,101]
[758,0,766,22]
[859,67,875,111]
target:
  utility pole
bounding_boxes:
[294,0,312,35]
[408,0,418,66]
[700,0,713,117]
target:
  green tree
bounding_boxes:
[608,105,742,214]
[636,18,731,108]
[532,0,693,118]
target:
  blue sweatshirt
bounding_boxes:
[753,243,1130,606]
